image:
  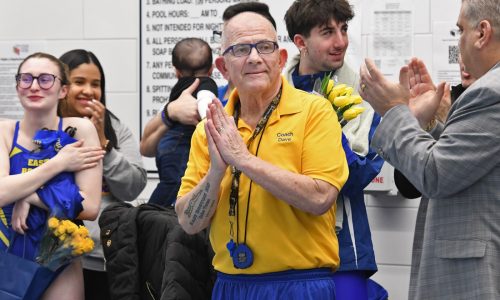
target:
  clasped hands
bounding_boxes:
[359,58,451,128]
[204,99,249,176]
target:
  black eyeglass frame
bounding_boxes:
[222,41,279,57]
[15,73,61,90]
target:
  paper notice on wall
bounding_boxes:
[432,21,461,86]
[140,0,245,172]
[140,0,224,124]
[140,0,301,130]
[368,0,413,81]
[0,42,46,120]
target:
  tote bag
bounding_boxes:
[0,250,59,300]
[0,233,61,300]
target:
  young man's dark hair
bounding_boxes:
[284,0,354,40]
[222,2,276,30]
[172,38,213,76]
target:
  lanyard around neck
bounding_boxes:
[228,87,282,244]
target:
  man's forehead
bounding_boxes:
[223,12,277,43]
[317,19,348,30]
[226,12,275,30]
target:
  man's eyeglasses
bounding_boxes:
[222,41,279,57]
[15,73,60,90]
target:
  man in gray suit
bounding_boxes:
[358,0,500,299]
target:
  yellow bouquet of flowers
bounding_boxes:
[314,73,365,127]
[37,217,94,271]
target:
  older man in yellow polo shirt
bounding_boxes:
[175,2,348,299]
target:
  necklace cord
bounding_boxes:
[228,87,282,245]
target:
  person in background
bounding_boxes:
[141,38,218,207]
[0,52,103,299]
[284,1,384,299]
[176,2,348,299]
[59,49,147,300]
[359,0,500,298]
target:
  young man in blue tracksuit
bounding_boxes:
[285,1,385,299]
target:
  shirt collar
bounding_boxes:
[291,67,331,93]
[225,76,303,129]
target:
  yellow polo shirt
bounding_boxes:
[178,77,348,274]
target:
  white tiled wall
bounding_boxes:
[0,0,140,138]
[0,1,463,299]
[0,1,84,40]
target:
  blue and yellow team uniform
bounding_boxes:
[0,119,83,260]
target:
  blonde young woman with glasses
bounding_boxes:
[0,52,104,299]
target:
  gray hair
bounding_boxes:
[462,0,500,39]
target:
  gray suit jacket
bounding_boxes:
[372,62,500,300]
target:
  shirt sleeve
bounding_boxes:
[103,117,147,202]
[177,122,210,198]
[302,98,349,191]
[372,86,500,199]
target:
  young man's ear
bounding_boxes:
[293,34,307,52]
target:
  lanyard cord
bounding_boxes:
[242,124,266,244]
[229,87,282,245]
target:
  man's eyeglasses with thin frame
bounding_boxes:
[15,73,61,90]
[222,41,279,57]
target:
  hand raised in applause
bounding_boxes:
[359,58,410,116]
[406,58,447,127]
[435,87,452,123]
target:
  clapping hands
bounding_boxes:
[360,57,449,128]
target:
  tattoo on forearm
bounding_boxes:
[185,182,216,226]
[184,190,200,217]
